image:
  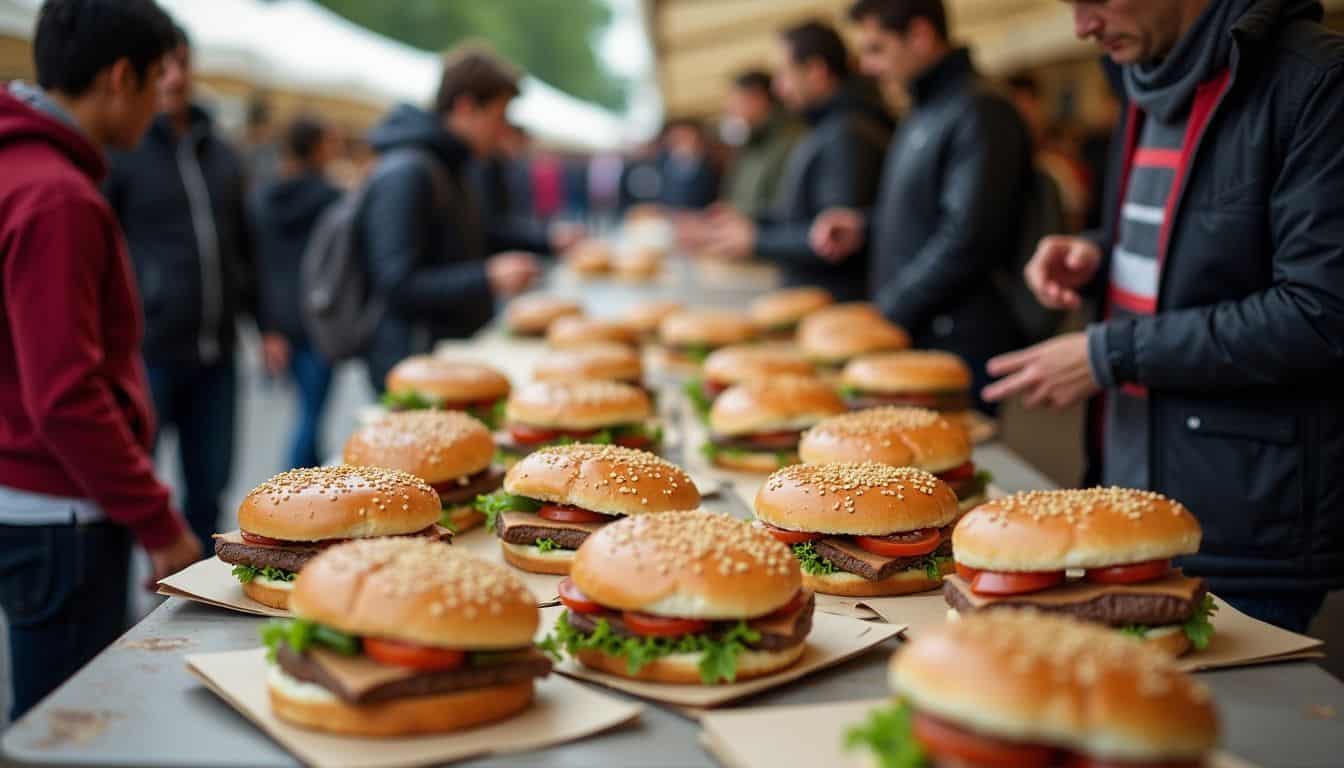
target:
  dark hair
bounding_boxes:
[1006,74,1040,98]
[33,0,176,96]
[847,0,949,41]
[284,115,327,163]
[171,22,190,50]
[733,69,773,96]
[433,45,521,115]
[780,21,850,79]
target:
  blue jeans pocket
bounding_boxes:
[0,527,76,627]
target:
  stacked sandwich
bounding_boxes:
[683,343,817,421]
[497,380,660,462]
[381,356,510,429]
[749,286,832,339]
[657,309,758,373]
[702,375,847,472]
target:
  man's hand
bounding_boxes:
[700,207,755,261]
[809,207,866,262]
[1024,236,1103,310]
[146,528,202,589]
[260,333,289,377]
[548,221,585,254]
[982,332,1100,409]
[486,251,541,297]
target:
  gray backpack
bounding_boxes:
[300,149,447,361]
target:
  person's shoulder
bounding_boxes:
[1268,16,1344,74]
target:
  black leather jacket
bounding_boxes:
[868,49,1034,377]
[1087,0,1344,592]
[754,78,892,301]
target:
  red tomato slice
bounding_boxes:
[971,569,1066,596]
[937,461,976,482]
[912,713,1054,768]
[558,577,604,614]
[622,612,711,637]
[614,434,651,449]
[537,504,611,524]
[1085,559,1171,585]
[509,424,559,444]
[364,638,466,671]
[762,523,822,545]
[241,531,289,546]
[854,529,941,558]
[1068,757,1202,768]
[702,380,728,398]
[764,590,807,620]
[954,562,980,581]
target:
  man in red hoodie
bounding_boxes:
[0,0,199,719]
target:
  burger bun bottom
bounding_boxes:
[802,562,950,597]
[243,578,293,610]
[500,540,576,575]
[711,450,798,474]
[574,642,805,684]
[268,666,534,736]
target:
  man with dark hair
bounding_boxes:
[813,0,1034,414]
[658,119,718,209]
[0,0,199,718]
[249,115,341,470]
[719,69,801,217]
[986,0,1344,633]
[701,19,891,301]
[104,25,255,553]
[360,46,540,389]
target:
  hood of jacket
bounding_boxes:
[367,103,471,172]
[253,172,339,235]
[0,87,105,181]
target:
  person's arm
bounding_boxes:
[874,97,1029,328]
[1095,69,1344,393]
[5,200,186,549]
[361,161,494,326]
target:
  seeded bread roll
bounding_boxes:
[343,410,493,484]
[505,380,652,430]
[953,488,1203,572]
[505,294,583,336]
[797,304,910,365]
[658,309,758,349]
[502,444,700,517]
[624,299,684,338]
[841,350,972,394]
[545,316,640,349]
[384,356,510,404]
[708,376,847,436]
[749,287,833,330]
[798,407,970,473]
[533,343,643,384]
[890,610,1218,762]
[702,343,816,385]
[754,462,959,536]
[237,466,442,542]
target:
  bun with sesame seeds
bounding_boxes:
[545,315,640,349]
[505,294,583,336]
[533,343,644,385]
[343,411,494,486]
[882,610,1218,764]
[383,356,510,408]
[749,286,833,334]
[657,309,759,372]
[701,343,817,388]
[797,303,911,367]
[267,538,551,737]
[236,466,444,543]
[702,377,846,472]
[623,299,683,340]
[505,380,652,431]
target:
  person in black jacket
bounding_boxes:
[985,0,1344,633]
[700,20,891,301]
[249,116,341,469]
[467,122,582,257]
[359,48,540,390]
[104,26,253,551]
[812,0,1034,414]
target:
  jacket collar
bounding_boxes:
[909,47,974,104]
[148,103,213,147]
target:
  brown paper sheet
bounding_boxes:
[699,699,1258,768]
[156,557,291,617]
[535,606,903,708]
[185,648,641,768]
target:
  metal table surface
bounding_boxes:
[5,444,1343,768]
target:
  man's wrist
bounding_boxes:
[1087,320,1138,386]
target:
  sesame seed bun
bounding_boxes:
[385,356,510,405]
[499,540,576,574]
[570,510,801,620]
[749,287,833,330]
[268,666,535,738]
[658,309,758,349]
[842,350,972,394]
[237,466,442,542]
[502,444,700,517]
[573,643,806,685]
[342,411,493,485]
[616,246,662,279]
[702,343,816,386]
[567,240,613,275]
[545,316,639,349]
[505,380,652,430]
[505,294,583,336]
[754,462,959,536]
[242,578,293,610]
[533,343,642,384]
[801,561,952,597]
[624,299,684,337]
[708,376,847,437]
[708,449,798,473]
[890,610,1218,762]
[798,407,971,474]
[952,488,1203,572]
[797,304,910,365]
[291,538,540,648]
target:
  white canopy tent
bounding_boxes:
[2,0,639,150]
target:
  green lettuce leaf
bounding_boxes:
[836,383,862,399]
[437,512,458,533]
[231,564,296,584]
[466,399,507,429]
[535,538,557,554]
[1118,594,1218,651]
[474,490,542,532]
[536,611,762,684]
[683,344,713,364]
[380,390,441,411]
[683,377,712,421]
[844,700,927,768]
[260,618,360,662]
[792,542,839,576]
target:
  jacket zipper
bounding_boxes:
[176,132,222,363]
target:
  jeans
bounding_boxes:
[146,360,237,551]
[0,521,131,720]
[1217,589,1327,635]
[286,342,333,469]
